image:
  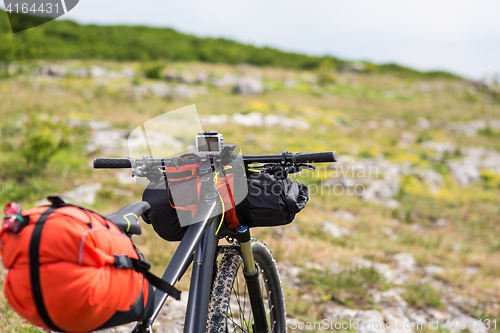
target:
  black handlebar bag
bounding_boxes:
[142,167,309,241]
[141,177,192,241]
[226,170,309,229]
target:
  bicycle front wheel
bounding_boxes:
[207,238,287,333]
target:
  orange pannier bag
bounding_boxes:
[0,199,179,333]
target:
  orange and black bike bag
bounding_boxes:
[0,201,157,333]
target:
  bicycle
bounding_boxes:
[93,131,338,333]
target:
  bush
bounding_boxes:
[141,62,165,79]
[0,114,88,181]
[316,58,337,86]
[481,169,500,189]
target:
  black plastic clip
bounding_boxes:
[114,255,133,269]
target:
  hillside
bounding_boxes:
[0,58,499,332]
[0,9,460,80]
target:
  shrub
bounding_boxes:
[141,62,165,79]
[481,169,500,189]
[0,114,88,181]
[316,58,337,86]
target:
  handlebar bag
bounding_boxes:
[141,178,192,241]
[142,166,309,241]
[222,170,309,229]
[141,154,203,241]
[0,202,155,333]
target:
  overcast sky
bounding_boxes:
[6,0,500,79]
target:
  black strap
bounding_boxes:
[114,255,181,301]
[29,207,63,332]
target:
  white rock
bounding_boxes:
[382,307,414,333]
[385,200,400,209]
[90,66,107,78]
[393,253,417,273]
[417,118,430,129]
[150,83,171,98]
[121,68,135,79]
[233,76,264,95]
[423,265,445,275]
[400,131,416,146]
[180,72,195,84]
[352,258,408,285]
[447,160,481,187]
[278,261,302,289]
[173,84,194,100]
[114,170,135,185]
[356,310,386,333]
[381,119,396,128]
[466,266,480,275]
[200,114,229,125]
[232,112,263,127]
[61,183,102,205]
[211,74,238,89]
[196,72,209,84]
[323,306,359,320]
[322,222,356,238]
[86,126,127,155]
[434,218,450,228]
[332,210,358,222]
[304,262,323,270]
[372,289,408,310]
[421,141,456,156]
[380,227,398,240]
[417,169,443,193]
[229,112,309,130]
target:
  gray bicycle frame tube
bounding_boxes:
[184,220,218,332]
[134,199,218,332]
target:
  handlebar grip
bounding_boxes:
[93,158,132,169]
[292,151,338,163]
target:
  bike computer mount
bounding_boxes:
[196,131,224,155]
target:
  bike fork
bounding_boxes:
[238,226,269,333]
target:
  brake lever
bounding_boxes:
[287,164,315,174]
[132,168,146,177]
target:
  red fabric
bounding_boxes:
[0,206,149,333]
[216,173,241,230]
[164,160,243,229]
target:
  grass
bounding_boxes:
[402,282,444,309]
[302,265,391,308]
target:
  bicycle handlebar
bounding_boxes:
[294,151,338,163]
[242,151,338,164]
[93,158,132,169]
[93,151,338,169]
